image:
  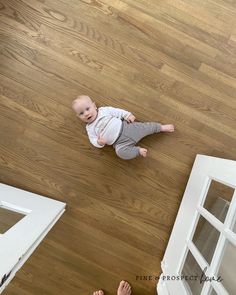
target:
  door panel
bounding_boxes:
[157,155,236,295]
[0,183,66,293]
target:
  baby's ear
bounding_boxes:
[93,102,97,108]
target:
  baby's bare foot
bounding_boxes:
[117,281,132,295]
[93,290,104,295]
[160,124,175,132]
[139,148,147,157]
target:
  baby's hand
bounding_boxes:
[126,114,136,123]
[97,134,106,146]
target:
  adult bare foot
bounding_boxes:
[93,290,104,295]
[117,281,132,295]
[139,147,148,157]
[160,124,175,132]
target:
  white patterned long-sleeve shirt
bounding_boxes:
[86,106,131,148]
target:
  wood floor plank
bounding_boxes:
[199,63,236,88]
[161,64,236,107]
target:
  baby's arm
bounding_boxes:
[87,132,105,148]
[89,136,106,148]
[97,134,106,146]
[104,106,135,122]
[126,113,135,123]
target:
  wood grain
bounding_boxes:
[0,0,236,294]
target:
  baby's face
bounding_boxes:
[73,96,98,123]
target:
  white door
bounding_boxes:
[0,183,66,293]
[157,155,236,295]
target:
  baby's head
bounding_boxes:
[72,95,98,123]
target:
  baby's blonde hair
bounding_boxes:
[72,95,92,110]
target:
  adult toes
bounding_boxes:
[119,280,126,289]
[93,290,104,295]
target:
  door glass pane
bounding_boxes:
[0,207,25,234]
[217,240,236,294]
[192,215,220,264]
[181,250,205,295]
[232,214,236,234]
[209,287,218,295]
[203,180,234,223]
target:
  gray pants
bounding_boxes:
[113,121,161,160]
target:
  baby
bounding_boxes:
[72,95,174,160]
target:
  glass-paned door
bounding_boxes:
[0,183,66,294]
[157,155,236,295]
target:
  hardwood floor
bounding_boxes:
[0,0,236,294]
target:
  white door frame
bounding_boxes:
[0,183,66,293]
[157,155,236,295]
